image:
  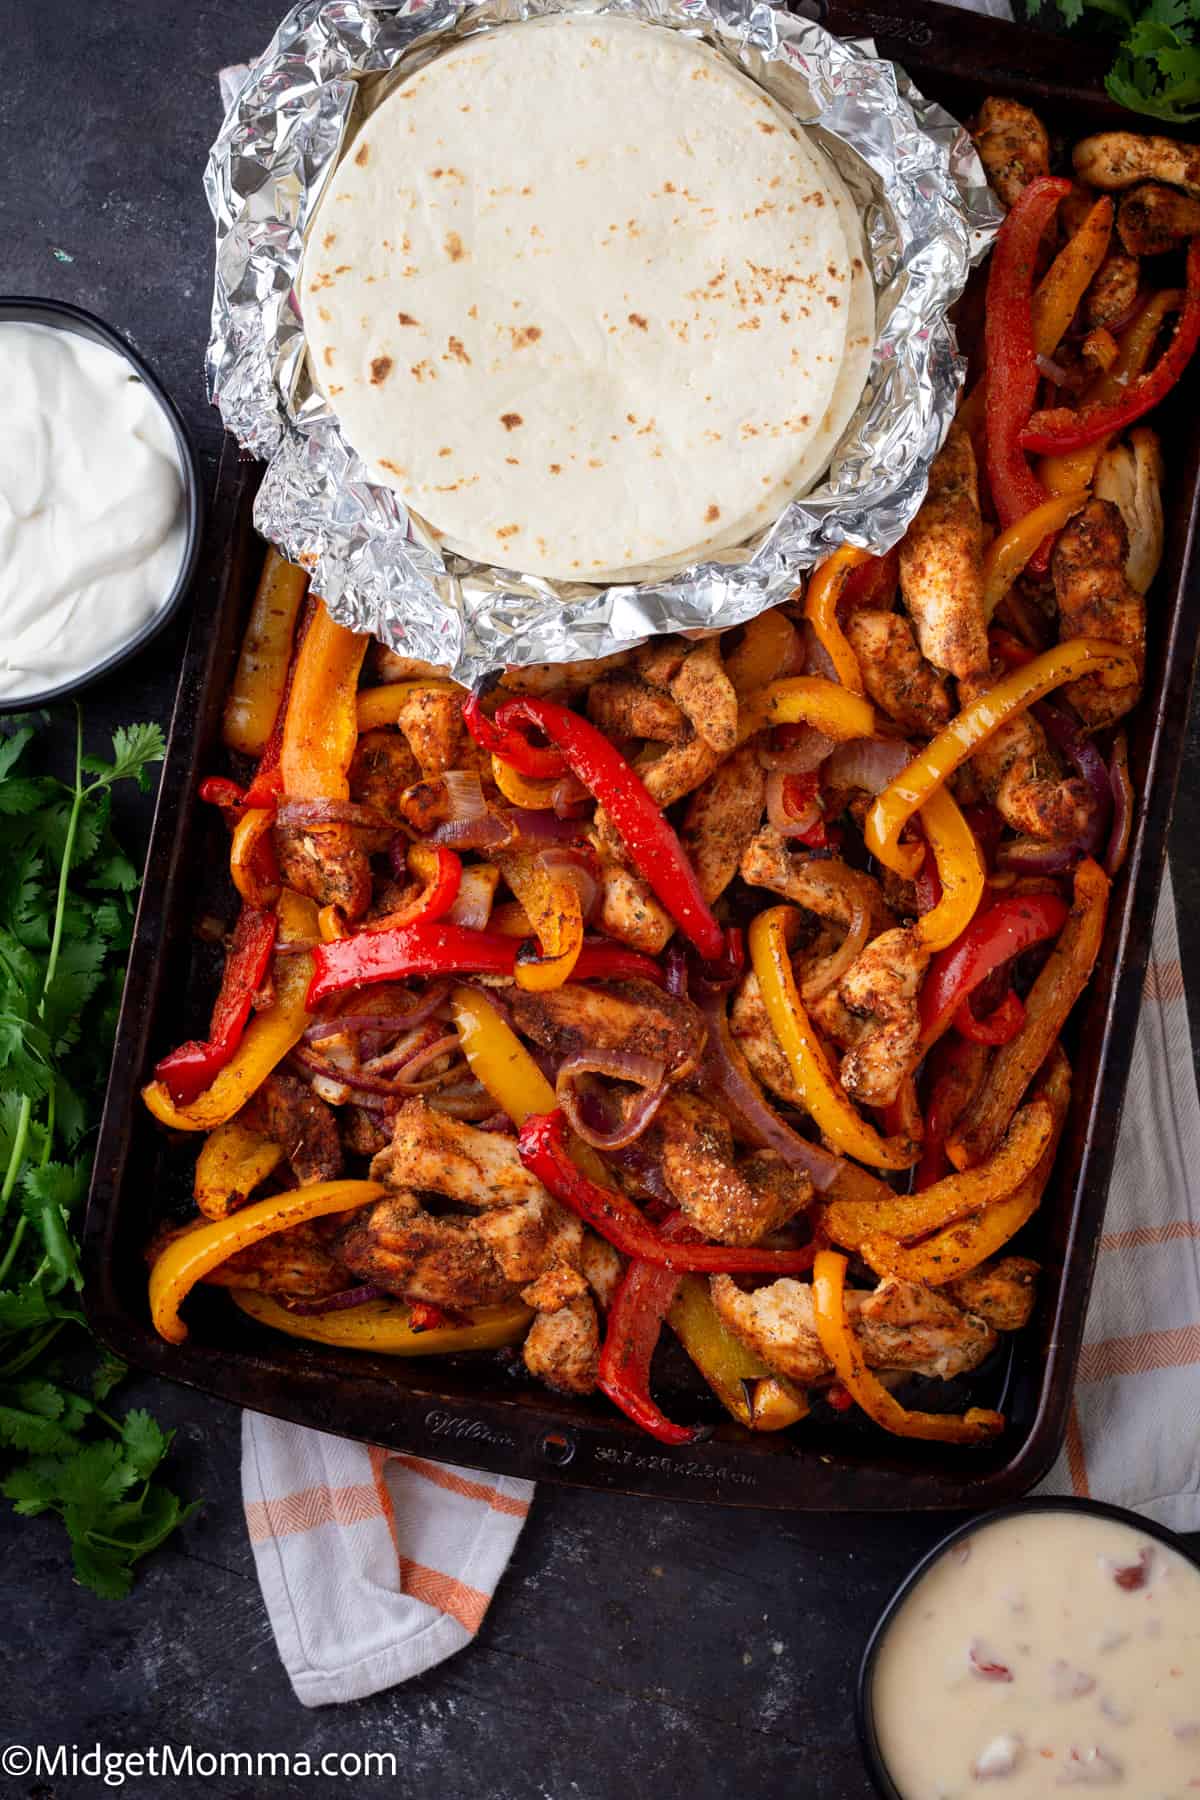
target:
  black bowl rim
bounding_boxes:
[856,1494,1200,1799]
[0,296,204,713]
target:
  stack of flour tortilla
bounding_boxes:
[301,13,875,583]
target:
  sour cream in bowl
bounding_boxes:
[858,1499,1200,1799]
[0,300,201,709]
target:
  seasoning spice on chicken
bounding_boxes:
[143,98,1195,1446]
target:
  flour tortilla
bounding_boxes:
[301,14,859,580]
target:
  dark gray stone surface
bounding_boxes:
[3,5,1199,1798]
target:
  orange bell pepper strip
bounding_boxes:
[745,676,875,741]
[723,609,802,698]
[355,678,460,732]
[497,847,584,991]
[142,891,318,1131]
[223,549,309,757]
[914,785,986,954]
[864,642,1139,878]
[803,547,870,695]
[1040,288,1183,495]
[820,1097,1054,1251]
[811,1249,1005,1443]
[193,1118,285,1219]
[948,859,1108,1170]
[666,1273,769,1430]
[491,754,561,810]
[280,602,369,801]
[149,1178,385,1344]
[981,491,1089,621]
[230,1289,531,1354]
[748,906,916,1171]
[747,1377,810,1431]
[1031,197,1114,359]
[229,806,281,909]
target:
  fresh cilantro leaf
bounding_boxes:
[19,1164,87,1290]
[83,723,166,794]
[42,940,107,1052]
[0,729,35,785]
[120,1408,172,1481]
[0,1282,55,1335]
[68,1535,135,1599]
[1029,0,1200,119]
[88,850,139,893]
[90,1353,127,1403]
[0,778,50,818]
[0,1396,81,1456]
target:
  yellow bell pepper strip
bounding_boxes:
[858,1047,1070,1286]
[666,1273,769,1429]
[753,676,875,741]
[748,1377,810,1431]
[143,891,318,1131]
[747,906,917,1171]
[820,1097,1053,1251]
[280,601,369,801]
[1031,196,1114,359]
[193,1118,285,1219]
[149,1179,385,1344]
[811,1249,1005,1443]
[497,846,584,992]
[318,904,347,942]
[803,546,870,695]
[914,786,986,954]
[229,807,281,910]
[223,549,309,757]
[355,678,460,733]
[230,1288,531,1353]
[723,609,802,698]
[948,859,1108,1170]
[864,641,1140,879]
[490,754,561,810]
[981,491,1089,622]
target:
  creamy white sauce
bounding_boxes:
[871,1510,1200,1799]
[0,321,186,698]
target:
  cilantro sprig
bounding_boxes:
[1027,0,1200,123]
[0,710,196,1597]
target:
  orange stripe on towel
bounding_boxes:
[396,1557,491,1633]
[1065,1399,1090,1498]
[1143,958,1185,1004]
[244,1480,382,1544]
[1078,1322,1200,1382]
[391,1454,531,1518]
[1100,1220,1200,1251]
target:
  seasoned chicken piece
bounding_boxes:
[499,652,629,696]
[341,1103,396,1159]
[242,1071,343,1185]
[587,671,688,743]
[898,424,989,680]
[669,639,738,755]
[810,926,929,1109]
[1084,252,1139,332]
[370,1098,549,1209]
[973,97,1050,210]
[845,610,952,737]
[337,1195,515,1308]
[508,980,706,1080]
[637,732,724,808]
[522,1263,589,1311]
[710,1274,997,1384]
[960,670,1096,842]
[1117,182,1200,255]
[349,728,421,827]
[474,1189,583,1286]
[946,1256,1039,1332]
[729,969,807,1111]
[740,831,893,940]
[648,1094,812,1245]
[1074,130,1200,199]
[397,776,455,833]
[273,821,371,919]
[1052,498,1146,727]
[680,746,767,904]
[592,860,675,954]
[395,686,484,778]
[205,1222,347,1301]
[632,639,688,691]
[369,648,452,684]
[522,1294,600,1394]
[580,1232,623,1310]
[1094,429,1165,595]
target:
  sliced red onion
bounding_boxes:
[757,725,835,774]
[431,812,511,851]
[447,864,498,930]
[694,987,842,1191]
[824,736,913,795]
[1105,734,1132,876]
[556,1049,668,1150]
[443,768,486,822]
[388,833,413,882]
[427,1080,495,1119]
[503,807,586,846]
[802,621,839,682]
[1036,352,1070,386]
[995,837,1081,875]
[1033,700,1111,853]
[538,845,601,924]
[663,943,689,998]
[387,1033,465,1090]
[361,1020,446,1076]
[766,770,823,840]
[304,984,451,1042]
[275,798,391,831]
[552,773,590,817]
[288,1284,383,1316]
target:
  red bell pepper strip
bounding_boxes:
[962,803,1005,868]
[914,843,943,917]
[914,1034,987,1189]
[598,1213,709,1446]
[954,986,1026,1045]
[839,545,900,614]
[988,629,1038,671]
[984,176,1073,572]
[484,697,725,960]
[919,893,1069,1051]
[154,906,278,1106]
[518,1109,817,1273]
[199,776,249,814]
[782,773,838,849]
[462,689,569,781]
[367,846,462,933]
[1021,240,1200,455]
[306,921,666,1008]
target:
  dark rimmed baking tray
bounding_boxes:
[83,0,1200,1509]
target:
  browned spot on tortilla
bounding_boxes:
[322,347,335,367]
[505,457,520,466]
[318,306,331,323]
[410,361,436,383]
[379,459,405,477]
[663,181,676,194]
[438,447,452,458]
[826,295,841,308]
[445,336,470,365]
[328,383,344,395]
[738,316,761,331]
[509,325,542,349]
[468,304,478,320]
[757,122,776,135]
[496,524,520,542]
[500,413,523,431]
[628,313,648,330]
[354,142,370,167]
[444,231,466,261]
[705,504,720,523]
[322,232,337,250]
[588,459,602,469]
[521,185,533,196]
[334,264,351,274]
[549,463,561,474]
[369,356,393,385]
[397,312,419,327]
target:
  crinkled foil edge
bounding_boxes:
[205,0,1001,681]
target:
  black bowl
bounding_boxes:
[0,297,203,712]
[857,1495,1200,1798]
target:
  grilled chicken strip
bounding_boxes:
[349,728,421,827]
[1074,130,1200,200]
[740,830,893,942]
[636,731,724,808]
[508,980,706,1081]
[273,821,371,919]
[845,610,953,737]
[522,1295,601,1394]
[945,1257,1039,1333]
[669,639,738,755]
[1084,252,1139,332]
[1117,182,1200,255]
[681,746,767,904]
[898,424,989,681]
[242,1071,343,1186]
[369,648,452,684]
[1053,499,1146,727]
[500,652,630,697]
[632,639,688,692]
[961,670,1096,841]
[395,686,483,777]
[205,1222,348,1302]
[710,1274,998,1385]
[586,671,689,743]
[729,969,808,1112]
[648,1093,812,1245]
[592,859,675,954]
[370,1098,550,1210]
[973,97,1051,210]
[810,925,929,1109]
[337,1197,515,1308]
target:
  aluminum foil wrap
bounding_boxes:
[205,0,1001,681]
